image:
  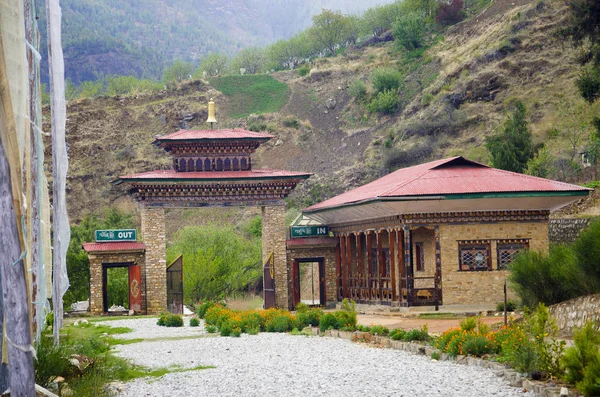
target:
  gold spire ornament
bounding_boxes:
[206,98,217,129]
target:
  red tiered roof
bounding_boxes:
[113,169,311,184]
[305,157,590,212]
[82,242,146,252]
[153,128,274,143]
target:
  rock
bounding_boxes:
[560,387,569,396]
[275,139,283,147]
[325,98,337,110]
[80,319,88,324]
[70,300,89,312]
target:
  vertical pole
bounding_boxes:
[345,234,351,299]
[504,280,507,326]
[366,232,373,301]
[434,226,442,310]
[403,226,413,306]
[340,234,347,300]
[389,229,397,301]
[377,230,383,302]
[356,232,363,301]
[335,237,341,301]
[0,142,36,396]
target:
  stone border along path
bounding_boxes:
[103,318,536,397]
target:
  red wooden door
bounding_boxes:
[128,265,142,313]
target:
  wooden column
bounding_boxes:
[434,226,443,306]
[366,231,373,301]
[403,226,414,306]
[377,229,383,302]
[389,229,397,301]
[356,232,363,300]
[340,234,347,300]
[335,237,341,301]
[346,234,352,299]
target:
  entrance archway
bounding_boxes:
[292,258,325,308]
[101,262,142,313]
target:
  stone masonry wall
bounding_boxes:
[89,251,146,315]
[440,221,548,306]
[549,294,600,337]
[141,207,167,314]
[262,205,289,309]
[548,218,590,244]
[286,246,337,308]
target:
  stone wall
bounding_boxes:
[286,245,337,308]
[439,221,548,306]
[141,207,167,315]
[88,251,146,315]
[262,205,289,309]
[548,218,590,244]
[549,294,600,337]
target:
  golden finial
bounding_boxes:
[206,98,217,129]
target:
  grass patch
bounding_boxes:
[123,364,215,380]
[417,312,463,319]
[209,75,289,118]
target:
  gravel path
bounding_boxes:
[108,318,531,397]
[96,317,206,339]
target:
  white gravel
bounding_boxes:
[108,318,531,397]
[96,317,206,340]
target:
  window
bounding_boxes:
[497,240,529,269]
[458,241,491,271]
[415,242,425,272]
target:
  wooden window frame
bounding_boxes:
[458,240,491,271]
[415,242,425,272]
[496,239,529,270]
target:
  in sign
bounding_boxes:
[290,225,329,238]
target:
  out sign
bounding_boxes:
[95,229,137,242]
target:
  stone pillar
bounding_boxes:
[141,206,166,314]
[89,255,103,315]
[261,205,289,309]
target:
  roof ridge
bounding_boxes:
[378,157,461,196]
[489,167,591,190]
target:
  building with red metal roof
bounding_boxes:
[286,156,591,310]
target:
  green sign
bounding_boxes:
[291,226,329,238]
[95,229,137,242]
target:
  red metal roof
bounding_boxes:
[154,129,274,142]
[82,242,146,252]
[305,157,591,212]
[114,168,312,184]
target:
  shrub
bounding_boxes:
[367,89,399,114]
[296,308,323,328]
[231,327,242,337]
[205,324,217,333]
[370,325,390,336]
[562,321,600,396]
[435,328,462,351]
[158,313,183,327]
[34,335,69,388]
[349,79,367,102]
[282,116,299,129]
[404,325,430,342]
[295,302,309,313]
[239,312,263,333]
[220,321,233,336]
[196,301,216,319]
[496,300,518,312]
[335,299,358,330]
[371,68,403,94]
[431,351,441,360]
[248,121,267,132]
[357,325,371,333]
[189,317,200,327]
[392,12,428,51]
[266,313,294,333]
[573,221,600,291]
[461,334,497,356]
[460,317,478,332]
[246,325,260,335]
[298,64,311,77]
[390,328,407,341]
[319,313,338,332]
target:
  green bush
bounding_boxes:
[371,68,403,94]
[563,321,600,396]
[390,328,407,340]
[335,299,358,330]
[189,317,200,327]
[231,327,242,337]
[206,324,217,333]
[370,325,390,336]
[357,325,371,333]
[196,301,216,319]
[349,79,367,102]
[296,308,323,328]
[295,302,309,313]
[496,300,518,312]
[282,116,299,129]
[573,221,600,291]
[404,326,430,342]
[248,121,267,132]
[34,335,69,388]
[220,321,233,336]
[435,329,462,351]
[393,12,428,51]
[431,351,441,360]
[246,325,260,335]
[266,314,294,333]
[157,313,184,327]
[461,334,497,356]
[367,89,399,114]
[459,317,478,332]
[319,313,338,332]
[298,64,311,76]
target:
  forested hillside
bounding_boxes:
[37,0,395,84]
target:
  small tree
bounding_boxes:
[525,146,554,178]
[194,53,229,78]
[371,67,403,94]
[362,3,404,36]
[309,9,351,55]
[231,47,265,75]
[162,60,195,85]
[392,12,428,51]
[485,100,535,173]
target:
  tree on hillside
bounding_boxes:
[309,9,351,55]
[402,0,438,20]
[362,2,404,36]
[162,60,194,84]
[485,100,535,173]
[194,53,229,78]
[231,47,265,75]
[392,12,428,51]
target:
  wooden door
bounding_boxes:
[128,265,142,313]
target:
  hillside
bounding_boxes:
[37,0,395,85]
[53,0,600,234]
